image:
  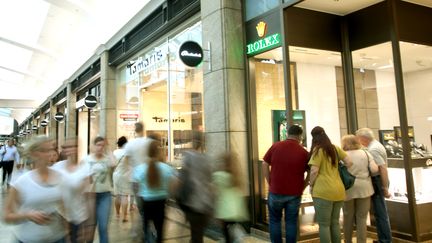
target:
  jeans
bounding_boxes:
[371,176,392,243]
[18,238,65,243]
[1,161,14,185]
[96,192,112,243]
[313,197,343,243]
[142,199,166,243]
[180,205,210,243]
[267,192,301,243]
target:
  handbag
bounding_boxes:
[335,146,355,190]
[338,161,356,190]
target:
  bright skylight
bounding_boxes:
[0,0,151,122]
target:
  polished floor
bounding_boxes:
[0,184,269,243]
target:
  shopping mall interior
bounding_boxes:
[1,0,432,242]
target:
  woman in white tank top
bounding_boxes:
[3,136,66,243]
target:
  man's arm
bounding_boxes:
[14,147,20,164]
[379,164,391,198]
[262,161,270,184]
[303,168,311,191]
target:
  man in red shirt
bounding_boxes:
[263,124,309,243]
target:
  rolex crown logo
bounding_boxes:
[256,21,267,38]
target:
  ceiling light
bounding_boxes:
[261,59,276,64]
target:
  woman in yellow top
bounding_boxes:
[308,126,353,243]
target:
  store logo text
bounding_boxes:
[152,116,186,123]
[246,33,281,55]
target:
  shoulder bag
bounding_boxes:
[336,146,355,190]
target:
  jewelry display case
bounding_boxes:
[384,157,432,238]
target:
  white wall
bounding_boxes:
[296,63,341,146]
[404,69,432,149]
[376,71,400,130]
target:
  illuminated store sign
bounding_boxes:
[40,120,48,127]
[245,11,282,56]
[126,47,167,83]
[84,95,98,108]
[54,112,64,122]
[178,41,203,67]
[247,33,281,55]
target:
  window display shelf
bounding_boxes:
[387,158,432,169]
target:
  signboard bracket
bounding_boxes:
[202,41,212,73]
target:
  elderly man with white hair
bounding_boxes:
[356,128,392,243]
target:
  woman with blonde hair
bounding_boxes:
[341,135,379,243]
[4,135,66,243]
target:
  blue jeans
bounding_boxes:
[313,197,343,243]
[96,192,112,243]
[371,176,392,243]
[18,238,65,243]
[267,192,301,243]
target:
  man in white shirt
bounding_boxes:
[0,139,20,188]
[124,122,153,167]
[356,128,392,243]
[123,122,152,241]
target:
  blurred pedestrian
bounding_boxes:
[213,152,248,243]
[308,126,352,243]
[356,128,392,243]
[49,148,60,166]
[133,140,175,243]
[175,131,215,243]
[3,136,66,242]
[124,122,152,239]
[262,124,309,243]
[0,139,20,188]
[113,136,134,222]
[341,135,379,243]
[52,137,91,243]
[83,136,116,243]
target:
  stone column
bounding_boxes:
[201,0,249,192]
[99,51,117,151]
[66,82,77,138]
[49,100,57,139]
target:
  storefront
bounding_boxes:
[245,0,432,241]
[116,19,203,165]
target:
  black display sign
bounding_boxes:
[32,125,38,130]
[54,112,64,122]
[179,41,203,67]
[84,95,98,108]
[40,120,48,127]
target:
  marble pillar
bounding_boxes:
[201,0,249,192]
[49,100,57,140]
[99,51,117,151]
[66,83,77,138]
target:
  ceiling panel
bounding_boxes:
[403,0,432,8]
[296,0,384,15]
